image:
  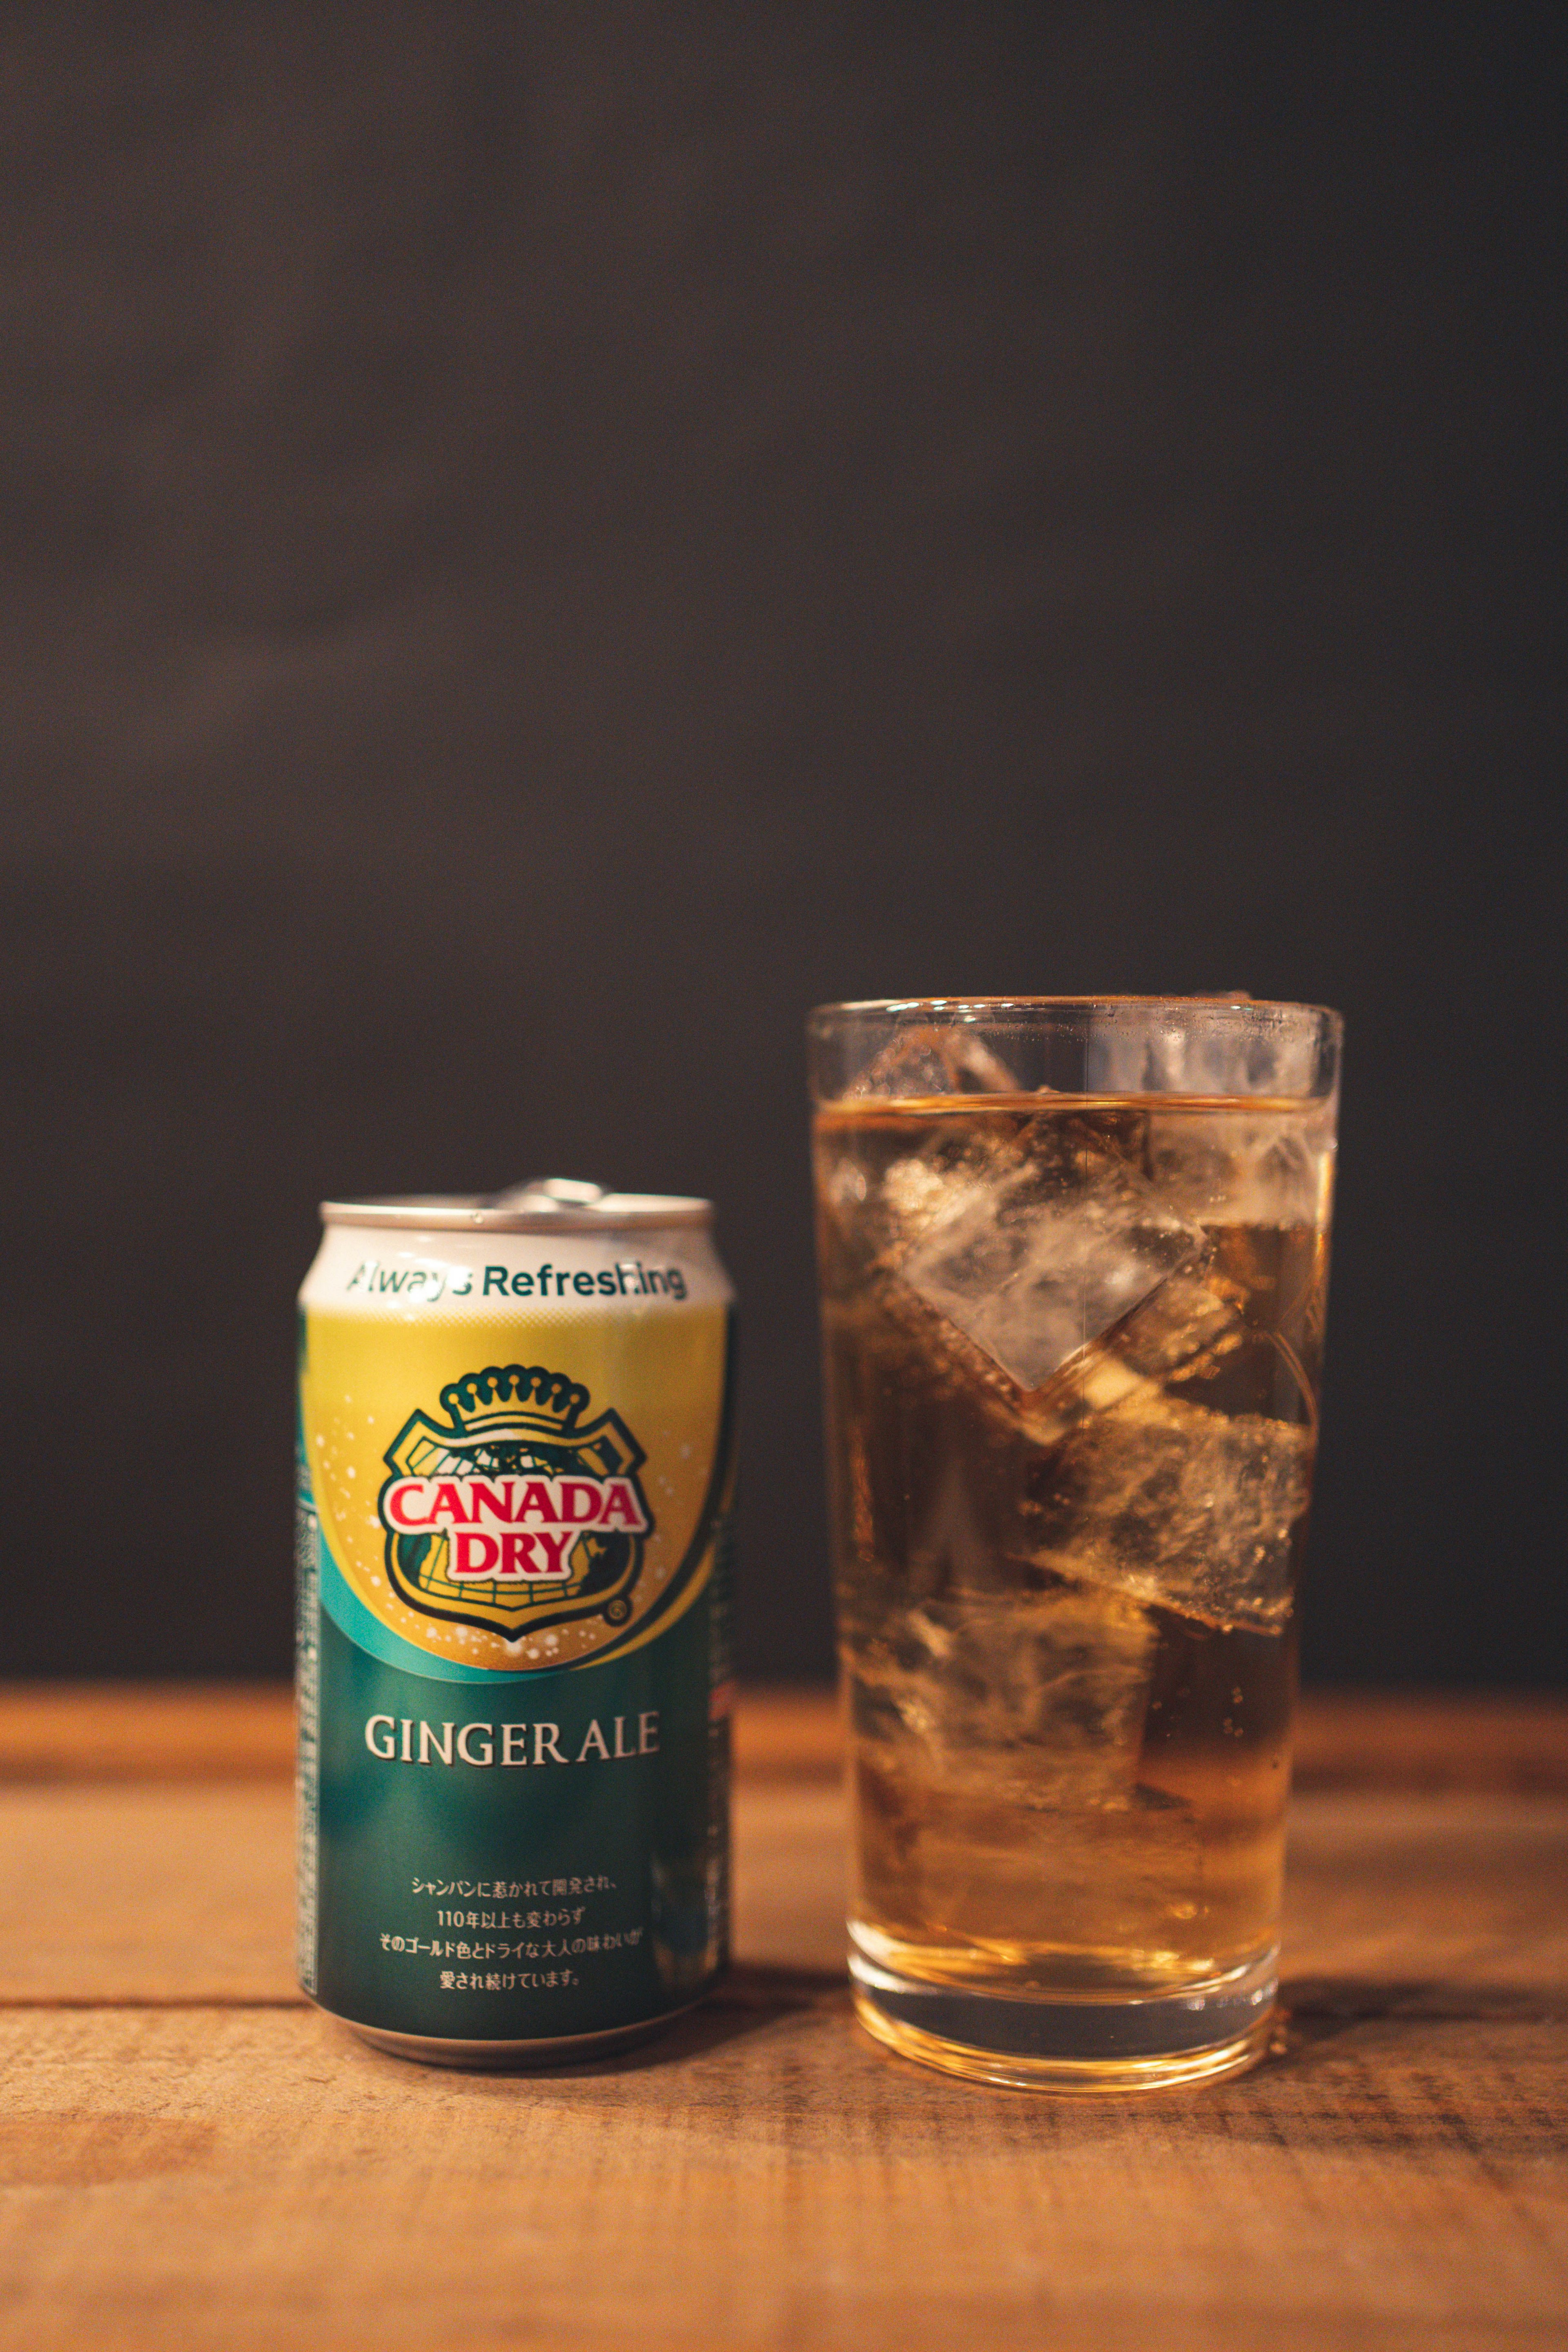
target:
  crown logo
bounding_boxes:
[379,1361,653,1644]
[439,1363,588,1434]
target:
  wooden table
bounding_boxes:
[0,1688,1564,2350]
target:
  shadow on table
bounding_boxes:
[1197,1975,1566,2156]
[1270,1973,1560,2065]
[465,1963,851,2079]
[489,1968,1561,2080]
[350,1967,1559,2100]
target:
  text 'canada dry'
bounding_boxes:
[295,1181,735,2065]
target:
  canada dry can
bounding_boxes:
[294,1182,735,2065]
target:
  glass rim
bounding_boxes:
[806,996,1342,1106]
[807,995,1342,1030]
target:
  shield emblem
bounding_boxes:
[376,1363,654,1640]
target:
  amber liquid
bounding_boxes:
[814,1095,1332,2012]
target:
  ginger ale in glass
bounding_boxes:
[808,998,1340,2089]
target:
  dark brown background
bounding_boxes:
[3,4,1561,1683]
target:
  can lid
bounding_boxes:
[319,1178,714,1234]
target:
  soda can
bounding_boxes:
[294,1180,736,2066]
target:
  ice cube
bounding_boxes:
[823,1271,1075,1588]
[855,1758,1200,1954]
[931,1783,1203,1951]
[900,1140,1208,1392]
[814,1051,1018,1290]
[1084,1002,1321,1099]
[1013,1263,1248,1446]
[1100,1263,1246,1383]
[1145,1107,1332,1228]
[880,1146,979,1238]
[848,1024,1019,1101]
[824,1227,1257,1582]
[1028,1387,1313,1631]
[845,1581,1158,1812]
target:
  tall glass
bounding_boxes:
[808,998,1341,2090]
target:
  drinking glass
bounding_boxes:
[808,998,1341,2089]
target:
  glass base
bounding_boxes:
[849,1945,1277,2093]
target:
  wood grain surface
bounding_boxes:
[0,1688,1564,2350]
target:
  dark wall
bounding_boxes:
[3,5,1561,1684]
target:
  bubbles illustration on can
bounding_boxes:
[295,1180,735,2065]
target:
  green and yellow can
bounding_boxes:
[295,1180,735,2066]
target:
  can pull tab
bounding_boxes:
[482,1177,608,1212]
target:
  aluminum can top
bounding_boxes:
[320,1177,713,1235]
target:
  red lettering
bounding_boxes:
[467,1479,515,1525]
[530,1530,573,1578]
[385,1480,432,1529]
[600,1479,646,1530]
[497,1532,530,1577]
[385,1474,645,1540]
[451,1530,501,1579]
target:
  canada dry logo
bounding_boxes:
[377,1364,654,1641]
